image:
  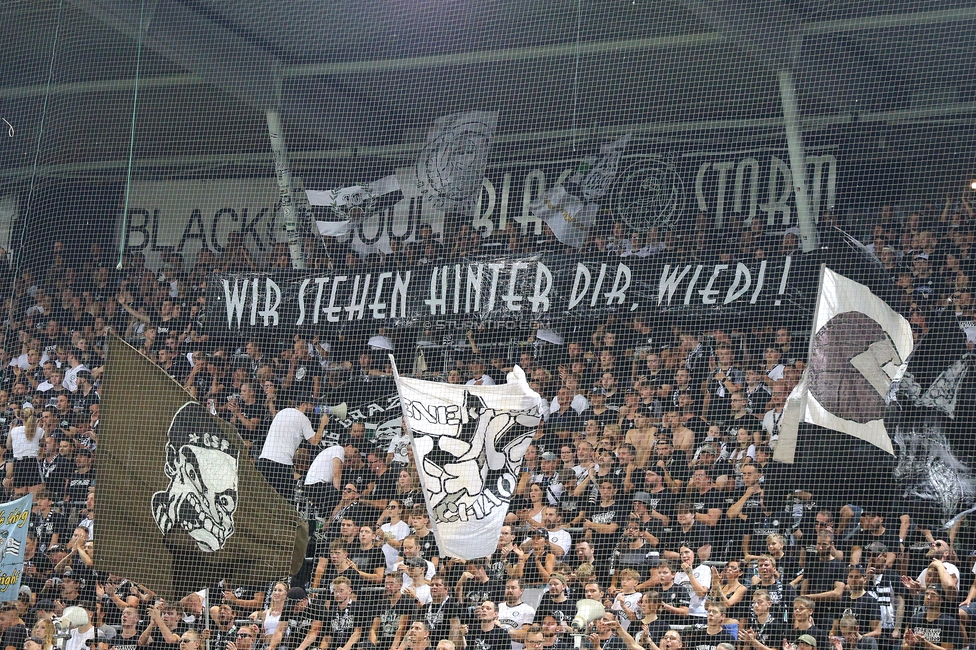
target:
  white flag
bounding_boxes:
[415,111,497,210]
[306,174,402,212]
[391,358,547,560]
[775,266,913,463]
[529,133,631,248]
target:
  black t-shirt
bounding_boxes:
[588,501,629,553]
[643,489,675,522]
[459,578,504,614]
[850,528,901,557]
[40,456,73,495]
[745,614,788,649]
[30,508,68,553]
[285,598,328,650]
[421,597,464,643]
[370,469,399,503]
[746,581,797,626]
[534,595,575,629]
[112,630,143,650]
[347,545,386,594]
[65,467,96,503]
[835,592,882,629]
[791,624,828,650]
[373,596,414,644]
[415,531,440,564]
[326,600,362,646]
[658,583,691,626]
[21,552,54,593]
[661,522,712,557]
[1,623,26,650]
[683,626,737,650]
[467,624,512,650]
[689,488,725,524]
[488,548,520,583]
[803,558,846,623]
[907,613,961,649]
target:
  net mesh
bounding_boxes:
[2,1,976,648]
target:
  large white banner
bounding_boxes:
[392,360,546,560]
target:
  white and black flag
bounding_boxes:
[415,111,498,211]
[391,358,547,560]
[529,133,631,247]
[776,266,914,463]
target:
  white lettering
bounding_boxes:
[658,265,692,305]
[604,263,631,306]
[391,272,411,318]
[684,265,704,305]
[325,276,347,322]
[295,278,310,326]
[569,263,592,311]
[345,274,370,320]
[485,263,505,312]
[222,279,248,328]
[370,272,393,319]
[724,263,752,304]
[529,263,552,313]
[465,264,484,313]
[259,278,281,326]
[313,277,329,325]
[503,262,528,311]
[425,266,448,315]
[699,265,727,305]
[590,264,608,307]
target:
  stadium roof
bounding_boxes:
[2,0,976,196]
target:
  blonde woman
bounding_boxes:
[251,581,288,645]
[31,618,55,650]
[4,406,45,495]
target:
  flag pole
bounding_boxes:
[203,588,210,650]
[778,68,818,253]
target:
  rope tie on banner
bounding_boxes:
[117,0,147,271]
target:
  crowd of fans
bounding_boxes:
[0,200,974,650]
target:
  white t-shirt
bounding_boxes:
[549,395,589,415]
[466,374,496,386]
[259,408,316,465]
[917,562,960,589]
[65,627,95,650]
[402,583,432,606]
[381,521,411,570]
[610,591,643,630]
[305,445,344,485]
[63,363,89,392]
[498,602,536,650]
[675,564,711,617]
[521,529,572,557]
[9,425,44,459]
[387,431,411,464]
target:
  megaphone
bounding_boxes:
[54,606,90,631]
[315,402,347,420]
[571,599,605,632]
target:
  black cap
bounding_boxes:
[286,587,307,600]
[531,528,549,538]
[405,556,427,569]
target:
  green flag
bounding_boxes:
[96,334,308,599]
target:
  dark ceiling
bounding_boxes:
[2,0,976,203]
